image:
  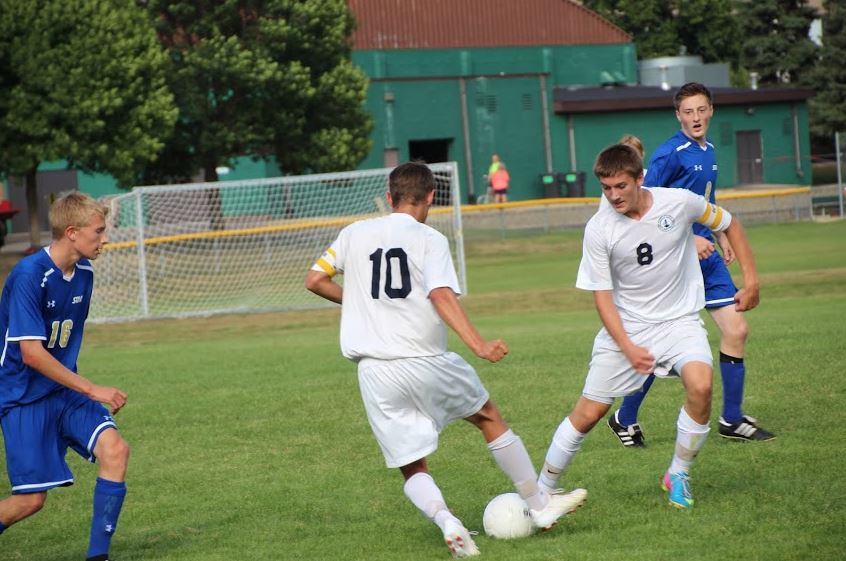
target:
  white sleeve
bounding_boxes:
[423,230,461,295]
[575,218,613,291]
[311,227,347,276]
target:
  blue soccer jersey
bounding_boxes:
[644,130,718,241]
[0,248,94,415]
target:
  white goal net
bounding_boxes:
[91,163,466,322]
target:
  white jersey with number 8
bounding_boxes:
[576,187,732,328]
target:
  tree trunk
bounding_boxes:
[25,167,42,249]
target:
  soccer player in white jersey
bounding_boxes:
[306,162,586,558]
[537,144,760,509]
[0,192,129,561]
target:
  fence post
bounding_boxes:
[134,190,150,318]
[836,131,844,217]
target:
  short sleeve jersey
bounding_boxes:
[312,213,461,361]
[576,187,731,329]
[0,248,94,414]
[644,131,718,241]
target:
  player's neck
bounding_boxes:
[392,204,428,223]
[624,188,653,220]
[680,129,708,148]
[47,240,81,276]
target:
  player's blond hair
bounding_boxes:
[49,191,109,240]
[619,134,645,160]
[594,144,643,180]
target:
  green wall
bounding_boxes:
[357,44,639,202]
[565,103,812,196]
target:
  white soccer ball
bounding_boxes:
[482,492,535,539]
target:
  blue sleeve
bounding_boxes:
[644,148,677,189]
[7,272,47,341]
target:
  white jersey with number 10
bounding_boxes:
[312,213,460,361]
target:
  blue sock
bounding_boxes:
[617,374,655,427]
[720,353,745,423]
[87,478,127,559]
[0,520,7,534]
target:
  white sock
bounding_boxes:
[668,406,710,474]
[487,429,548,511]
[538,417,585,493]
[403,472,456,532]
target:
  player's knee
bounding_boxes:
[18,492,47,516]
[721,315,749,345]
[686,378,712,406]
[99,435,131,469]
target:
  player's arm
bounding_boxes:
[695,199,759,311]
[429,287,507,363]
[306,240,343,304]
[305,270,342,304]
[593,290,655,374]
[19,340,127,414]
[722,217,758,310]
[714,230,735,264]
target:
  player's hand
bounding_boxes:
[623,344,655,375]
[716,232,735,265]
[88,385,128,415]
[477,339,509,363]
[734,285,760,311]
[694,235,715,260]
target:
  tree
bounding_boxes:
[0,0,176,248]
[141,0,373,183]
[736,0,819,86]
[582,0,741,65]
[583,0,679,59]
[809,0,846,139]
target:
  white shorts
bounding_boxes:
[582,314,713,404]
[357,352,490,468]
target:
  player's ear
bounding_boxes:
[426,190,435,205]
[385,190,394,208]
[66,225,77,242]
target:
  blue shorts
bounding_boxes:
[700,251,738,309]
[1,387,117,494]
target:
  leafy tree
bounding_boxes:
[583,0,741,64]
[736,0,818,86]
[142,0,373,183]
[583,0,679,59]
[809,0,846,139]
[0,0,176,248]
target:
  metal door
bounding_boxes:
[736,130,763,184]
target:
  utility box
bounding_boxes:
[559,172,586,197]
[540,173,561,198]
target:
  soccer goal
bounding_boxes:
[90,163,466,322]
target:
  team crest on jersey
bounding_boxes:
[657,215,676,232]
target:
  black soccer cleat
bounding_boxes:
[718,415,776,441]
[607,411,645,447]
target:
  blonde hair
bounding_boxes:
[49,191,108,240]
[619,135,645,160]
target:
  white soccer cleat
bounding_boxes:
[529,488,588,530]
[443,518,480,558]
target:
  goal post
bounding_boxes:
[91,163,466,322]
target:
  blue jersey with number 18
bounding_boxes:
[0,248,94,414]
[644,130,718,241]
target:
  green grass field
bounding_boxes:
[2,220,845,561]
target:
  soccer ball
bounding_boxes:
[482,493,535,539]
